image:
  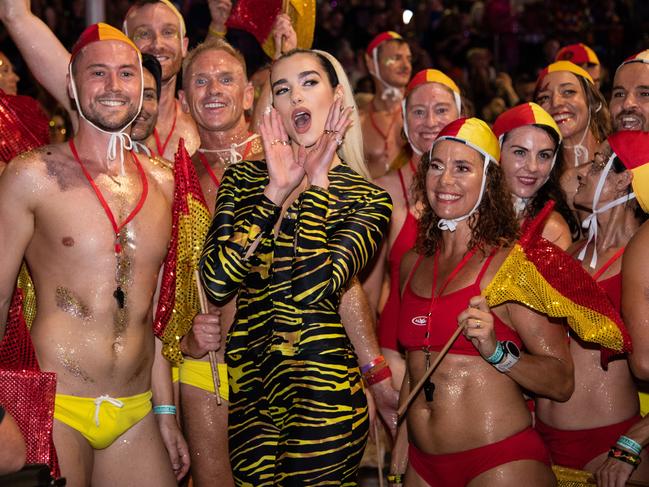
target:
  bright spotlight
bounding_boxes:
[402,9,413,24]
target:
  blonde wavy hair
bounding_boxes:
[272,49,370,180]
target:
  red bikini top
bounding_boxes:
[593,247,625,313]
[398,250,522,354]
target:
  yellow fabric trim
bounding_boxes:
[632,163,649,213]
[262,0,315,58]
[529,103,562,141]
[54,391,152,450]
[639,391,649,417]
[171,366,179,383]
[484,244,625,351]
[179,359,229,401]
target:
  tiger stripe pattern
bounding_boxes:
[200,158,392,486]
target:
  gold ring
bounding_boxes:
[323,129,334,135]
[279,139,290,146]
[270,139,282,146]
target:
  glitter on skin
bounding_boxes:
[55,286,93,321]
[55,344,94,382]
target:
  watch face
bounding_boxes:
[504,341,520,358]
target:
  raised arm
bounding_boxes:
[622,222,649,380]
[291,184,392,304]
[0,154,39,339]
[200,162,282,303]
[0,0,73,117]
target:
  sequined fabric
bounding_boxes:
[553,465,594,486]
[0,289,59,477]
[0,89,50,163]
[153,140,211,365]
[484,202,630,364]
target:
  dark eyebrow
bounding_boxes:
[86,63,138,70]
[271,70,321,89]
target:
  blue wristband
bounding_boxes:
[617,435,642,456]
[485,341,505,364]
[153,405,177,415]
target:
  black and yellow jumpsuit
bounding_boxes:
[200,159,392,486]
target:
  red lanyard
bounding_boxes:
[68,139,149,255]
[369,103,399,154]
[593,247,625,281]
[198,152,220,188]
[425,247,478,348]
[153,106,177,157]
[408,156,417,174]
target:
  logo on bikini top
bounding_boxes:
[412,316,428,326]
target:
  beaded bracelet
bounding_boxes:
[364,365,392,386]
[617,435,642,456]
[387,473,404,484]
[609,446,642,468]
[153,405,177,415]
[361,355,386,374]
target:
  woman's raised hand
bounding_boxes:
[297,97,353,187]
[458,295,498,359]
[259,107,304,204]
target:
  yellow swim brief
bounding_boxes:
[640,391,649,417]
[172,366,179,383]
[54,390,152,449]
[179,359,228,401]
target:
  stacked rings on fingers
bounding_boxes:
[271,139,290,146]
[323,129,334,135]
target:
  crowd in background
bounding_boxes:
[3,0,649,138]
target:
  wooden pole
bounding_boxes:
[194,270,222,406]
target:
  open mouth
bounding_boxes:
[618,114,644,130]
[98,99,127,107]
[292,109,312,134]
[552,112,573,125]
[517,176,538,186]
[204,101,227,110]
[436,192,461,202]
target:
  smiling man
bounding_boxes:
[0,24,188,486]
[360,31,412,179]
[0,0,200,161]
[610,50,649,133]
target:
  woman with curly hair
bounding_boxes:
[534,61,611,211]
[493,102,579,248]
[364,69,462,390]
[389,118,573,486]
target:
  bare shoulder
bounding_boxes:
[355,93,374,115]
[0,143,73,192]
[541,211,572,250]
[625,220,649,267]
[140,154,174,198]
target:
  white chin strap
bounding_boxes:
[512,196,529,216]
[372,48,403,101]
[402,94,462,157]
[438,154,491,232]
[578,152,636,268]
[198,133,259,164]
[69,62,143,172]
[567,111,591,167]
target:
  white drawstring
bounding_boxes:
[578,152,636,268]
[565,111,591,167]
[198,133,259,165]
[513,196,529,216]
[93,395,124,427]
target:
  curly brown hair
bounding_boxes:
[414,146,520,256]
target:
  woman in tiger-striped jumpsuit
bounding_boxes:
[200,49,392,486]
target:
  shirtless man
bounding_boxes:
[0,0,199,160]
[0,24,188,486]
[359,31,411,179]
[131,53,163,153]
[610,50,649,133]
[176,38,261,487]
